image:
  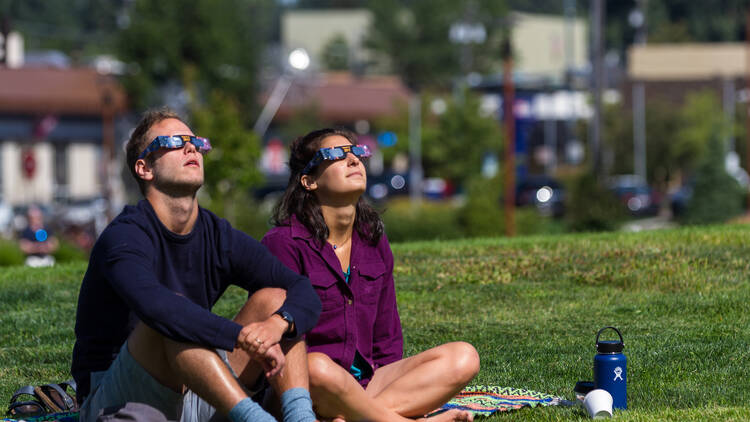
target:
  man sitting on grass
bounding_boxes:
[71,108,321,422]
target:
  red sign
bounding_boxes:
[22,148,36,179]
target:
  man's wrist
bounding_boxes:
[274,310,296,339]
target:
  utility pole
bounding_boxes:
[589,0,604,177]
[409,95,423,207]
[100,78,116,220]
[631,0,647,183]
[502,36,515,237]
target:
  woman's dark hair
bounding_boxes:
[272,127,384,246]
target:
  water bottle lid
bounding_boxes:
[596,340,624,353]
[596,326,624,353]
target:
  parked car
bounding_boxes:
[367,172,409,202]
[515,175,565,217]
[607,175,660,217]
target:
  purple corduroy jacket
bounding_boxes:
[261,215,403,385]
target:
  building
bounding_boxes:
[272,72,411,124]
[0,66,128,207]
[627,43,746,106]
[510,11,588,83]
[474,11,590,177]
[281,9,376,72]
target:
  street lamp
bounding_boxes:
[253,48,310,137]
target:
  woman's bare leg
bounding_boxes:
[366,342,480,418]
[308,352,475,422]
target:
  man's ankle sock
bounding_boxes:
[228,397,276,422]
[280,387,316,422]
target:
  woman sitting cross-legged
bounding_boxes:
[261,128,480,422]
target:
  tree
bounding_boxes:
[192,92,263,225]
[682,133,744,225]
[376,91,503,187]
[0,0,122,56]
[365,0,508,90]
[603,91,722,188]
[322,34,350,71]
[116,0,272,114]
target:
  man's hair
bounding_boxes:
[125,107,187,195]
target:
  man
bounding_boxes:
[19,205,59,267]
[72,108,321,422]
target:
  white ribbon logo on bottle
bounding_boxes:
[613,366,623,381]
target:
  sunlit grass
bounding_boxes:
[2,224,749,420]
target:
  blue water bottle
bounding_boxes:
[594,326,627,410]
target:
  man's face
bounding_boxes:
[140,118,204,195]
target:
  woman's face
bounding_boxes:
[304,134,367,200]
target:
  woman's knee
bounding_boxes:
[307,353,346,394]
[446,342,480,382]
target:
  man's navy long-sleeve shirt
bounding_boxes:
[71,200,321,397]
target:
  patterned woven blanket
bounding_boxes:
[433,385,566,417]
[1,411,78,422]
[3,387,563,420]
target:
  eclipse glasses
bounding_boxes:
[302,144,371,174]
[138,135,212,159]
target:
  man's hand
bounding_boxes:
[260,343,286,378]
[237,314,290,375]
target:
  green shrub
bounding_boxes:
[382,198,464,242]
[682,136,744,225]
[515,208,566,236]
[232,198,274,241]
[54,240,88,263]
[201,190,273,240]
[458,176,567,237]
[458,175,505,237]
[0,239,24,266]
[564,171,625,232]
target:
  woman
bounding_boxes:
[261,128,479,422]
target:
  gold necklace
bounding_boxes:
[332,237,351,250]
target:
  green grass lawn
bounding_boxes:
[2,224,750,420]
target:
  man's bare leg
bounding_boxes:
[227,288,289,388]
[128,322,249,416]
[227,288,310,391]
[227,288,315,422]
[126,287,298,418]
[307,352,474,422]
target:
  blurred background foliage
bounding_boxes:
[603,91,727,189]
[375,91,504,186]
[115,0,272,114]
[2,0,750,254]
[681,135,745,225]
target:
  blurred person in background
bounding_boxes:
[19,205,59,267]
[263,128,480,422]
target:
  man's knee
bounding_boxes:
[307,353,345,394]
[235,288,287,325]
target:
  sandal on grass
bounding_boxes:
[37,381,78,412]
[6,380,78,418]
[7,385,46,418]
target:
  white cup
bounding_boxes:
[583,389,613,419]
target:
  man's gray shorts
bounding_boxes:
[79,342,251,422]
